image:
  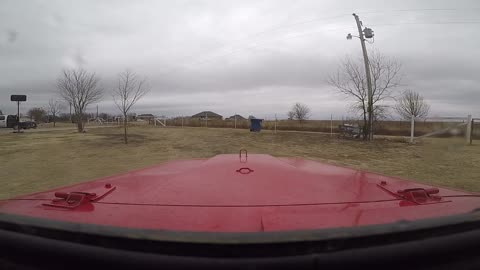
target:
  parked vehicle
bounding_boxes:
[18,121,37,129]
[0,115,37,129]
[338,123,362,138]
[0,115,18,128]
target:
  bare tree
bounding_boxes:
[288,103,311,122]
[287,111,295,120]
[327,50,401,139]
[27,107,47,122]
[57,69,103,132]
[112,70,150,144]
[395,89,430,120]
[47,99,64,127]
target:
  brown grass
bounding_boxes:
[1,126,479,199]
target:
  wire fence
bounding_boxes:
[151,117,480,139]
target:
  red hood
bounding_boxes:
[1,154,479,232]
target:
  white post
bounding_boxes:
[274,114,277,134]
[154,118,157,126]
[330,114,333,137]
[466,114,472,144]
[410,114,415,143]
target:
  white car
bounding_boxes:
[0,115,18,128]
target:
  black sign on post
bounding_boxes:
[11,95,27,102]
[10,95,27,133]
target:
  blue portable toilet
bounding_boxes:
[250,118,263,132]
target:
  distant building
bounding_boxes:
[137,114,155,121]
[226,114,246,120]
[191,111,223,120]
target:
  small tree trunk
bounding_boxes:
[123,114,128,144]
[77,119,83,132]
[76,113,84,132]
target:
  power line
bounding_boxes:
[192,8,480,61]
[156,9,480,76]
[371,21,480,27]
[226,8,480,44]
[361,7,480,14]
[162,20,479,71]
[241,14,350,40]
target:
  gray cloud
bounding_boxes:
[6,30,18,43]
[1,0,479,119]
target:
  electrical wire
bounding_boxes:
[173,8,480,68]
[157,8,480,76]
[160,20,478,73]
[371,21,480,27]
[360,7,480,14]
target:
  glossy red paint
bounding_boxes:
[1,154,479,232]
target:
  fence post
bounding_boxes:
[330,114,333,137]
[471,119,474,145]
[410,114,415,143]
[466,115,472,144]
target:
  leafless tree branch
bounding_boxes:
[47,99,65,127]
[327,49,402,139]
[395,89,430,120]
[288,103,311,123]
[57,68,103,132]
[112,70,150,144]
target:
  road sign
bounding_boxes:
[11,95,27,133]
[11,95,27,102]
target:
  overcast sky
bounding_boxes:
[1,0,479,119]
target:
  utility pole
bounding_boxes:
[351,13,374,140]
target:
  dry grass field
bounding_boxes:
[1,125,479,199]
